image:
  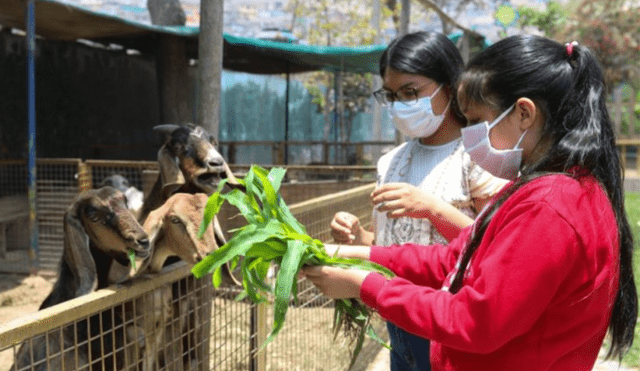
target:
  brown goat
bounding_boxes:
[125,193,239,371]
[140,193,220,273]
[138,124,242,224]
[11,187,150,371]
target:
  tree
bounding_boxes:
[285,0,399,163]
[147,0,186,26]
[413,0,495,36]
[517,0,640,88]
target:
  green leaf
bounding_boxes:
[265,240,308,347]
[366,323,391,350]
[245,240,287,260]
[347,316,370,370]
[192,224,268,279]
[276,197,306,234]
[223,189,263,224]
[242,258,267,302]
[267,167,287,194]
[254,166,278,218]
[212,267,222,288]
[198,192,225,239]
[128,249,137,270]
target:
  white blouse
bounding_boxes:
[374,138,509,247]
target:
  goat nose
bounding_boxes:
[207,158,223,168]
[137,238,150,249]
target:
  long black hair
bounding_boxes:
[452,35,637,360]
[379,31,465,120]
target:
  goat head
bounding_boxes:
[11,186,149,371]
[43,186,150,306]
[140,193,218,273]
[154,124,241,197]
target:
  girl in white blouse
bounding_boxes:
[330,31,508,371]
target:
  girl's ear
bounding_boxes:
[515,98,540,131]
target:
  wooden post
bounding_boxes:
[198,0,224,139]
[460,31,471,63]
[629,88,637,137]
[613,86,623,137]
[156,35,191,124]
[250,302,268,371]
[400,0,410,35]
[77,162,92,192]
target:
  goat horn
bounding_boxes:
[153,124,181,136]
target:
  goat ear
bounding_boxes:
[63,205,98,297]
[139,206,167,273]
[144,206,166,248]
[157,145,185,198]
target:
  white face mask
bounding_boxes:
[389,85,449,138]
[461,104,527,180]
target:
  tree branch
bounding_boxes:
[414,0,484,39]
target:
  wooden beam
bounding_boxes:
[198,0,224,139]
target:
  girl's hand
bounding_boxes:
[330,212,363,244]
[301,265,369,299]
[372,183,436,219]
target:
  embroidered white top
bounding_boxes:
[374,138,509,247]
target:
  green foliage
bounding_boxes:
[285,0,399,144]
[516,1,567,37]
[516,0,640,87]
[192,165,393,366]
[128,248,137,270]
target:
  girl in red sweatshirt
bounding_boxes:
[303,35,638,370]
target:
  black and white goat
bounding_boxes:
[138,124,242,224]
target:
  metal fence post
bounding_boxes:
[26,0,38,274]
[77,161,92,192]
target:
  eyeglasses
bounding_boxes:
[372,83,433,107]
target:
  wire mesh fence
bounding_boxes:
[0,159,81,273]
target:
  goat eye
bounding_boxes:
[170,216,181,224]
[85,206,100,222]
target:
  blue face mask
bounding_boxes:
[389,85,449,138]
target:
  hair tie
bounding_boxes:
[565,41,578,57]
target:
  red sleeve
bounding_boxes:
[361,201,584,353]
[368,225,471,288]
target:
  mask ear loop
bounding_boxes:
[488,104,516,129]
[428,84,443,99]
[514,128,528,150]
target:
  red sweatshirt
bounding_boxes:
[360,173,619,371]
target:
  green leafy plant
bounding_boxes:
[128,248,137,270]
[191,164,393,369]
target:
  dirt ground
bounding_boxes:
[0,274,54,324]
[0,274,55,371]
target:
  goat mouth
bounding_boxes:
[133,248,151,259]
[194,169,226,190]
